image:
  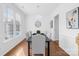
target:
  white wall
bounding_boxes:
[51,3,79,56]
[0,4,26,55]
[25,15,52,38]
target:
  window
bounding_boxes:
[3,7,21,41]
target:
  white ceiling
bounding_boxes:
[16,3,60,16]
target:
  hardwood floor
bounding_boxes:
[50,41,69,56]
[5,39,69,56]
[5,39,28,56]
[29,48,48,56]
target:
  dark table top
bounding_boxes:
[27,37,51,42]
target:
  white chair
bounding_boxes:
[31,34,46,56]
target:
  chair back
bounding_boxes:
[31,34,46,56]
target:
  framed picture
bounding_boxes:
[50,20,53,28]
[66,7,79,29]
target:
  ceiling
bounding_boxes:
[16,3,60,16]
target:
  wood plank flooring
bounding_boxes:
[5,39,69,56]
[50,41,69,56]
[5,39,28,56]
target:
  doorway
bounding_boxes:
[54,15,59,44]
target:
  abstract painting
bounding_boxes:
[66,7,79,29]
